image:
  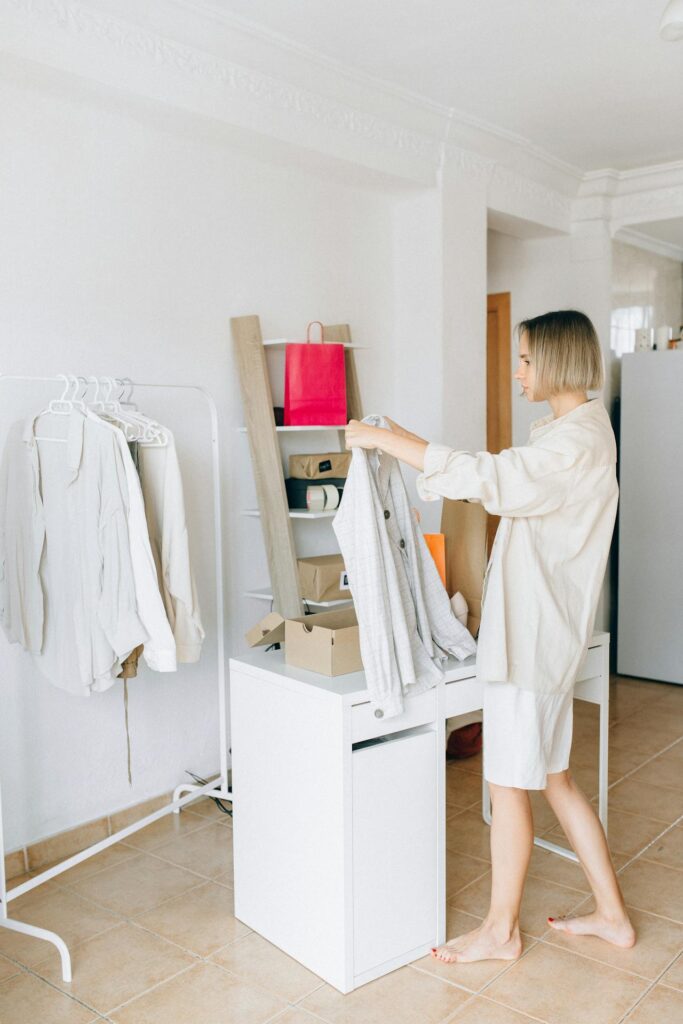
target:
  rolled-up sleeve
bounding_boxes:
[416,441,579,517]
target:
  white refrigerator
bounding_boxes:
[617,350,683,684]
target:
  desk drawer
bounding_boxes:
[351,689,436,744]
[576,645,602,683]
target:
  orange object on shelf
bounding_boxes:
[423,533,446,587]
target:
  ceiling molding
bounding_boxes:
[614,226,683,263]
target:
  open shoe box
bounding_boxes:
[246,607,362,677]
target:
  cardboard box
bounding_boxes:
[245,607,362,676]
[440,499,488,637]
[298,554,349,602]
[245,612,286,648]
[285,607,362,676]
[289,451,351,480]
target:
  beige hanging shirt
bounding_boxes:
[416,399,618,695]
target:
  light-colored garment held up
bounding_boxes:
[417,398,619,696]
[333,415,476,718]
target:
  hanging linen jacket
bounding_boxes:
[416,399,618,696]
[138,428,205,663]
[85,410,177,674]
[0,412,147,696]
[333,415,477,718]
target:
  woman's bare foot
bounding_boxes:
[431,922,523,964]
[547,911,636,948]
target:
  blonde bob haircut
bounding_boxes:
[516,310,604,397]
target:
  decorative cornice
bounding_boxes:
[4,0,440,166]
[491,164,572,217]
[614,226,683,263]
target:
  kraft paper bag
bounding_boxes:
[439,499,488,638]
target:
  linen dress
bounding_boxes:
[416,399,619,788]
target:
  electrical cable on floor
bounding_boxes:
[185,770,233,817]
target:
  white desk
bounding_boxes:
[229,630,609,994]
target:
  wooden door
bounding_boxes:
[486,293,512,554]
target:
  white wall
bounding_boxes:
[486,229,577,445]
[0,66,400,849]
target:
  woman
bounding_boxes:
[345,309,635,965]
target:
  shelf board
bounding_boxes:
[242,509,337,519]
[245,588,352,609]
[263,338,366,350]
[238,425,347,432]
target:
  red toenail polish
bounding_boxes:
[548,917,555,922]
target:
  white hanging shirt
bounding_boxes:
[138,429,204,663]
[416,399,618,696]
[85,412,177,673]
[0,412,147,696]
[333,415,477,718]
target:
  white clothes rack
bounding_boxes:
[0,374,231,983]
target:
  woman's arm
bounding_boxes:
[345,418,428,471]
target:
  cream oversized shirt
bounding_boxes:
[416,399,618,695]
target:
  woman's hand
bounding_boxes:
[345,420,382,450]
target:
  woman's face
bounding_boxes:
[514,332,538,401]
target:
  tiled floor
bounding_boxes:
[1,675,682,1023]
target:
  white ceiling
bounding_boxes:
[211,0,683,174]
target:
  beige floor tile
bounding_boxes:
[111,961,286,1024]
[151,821,233,879]
[638,824,683,872]
[446,768,485,810]
[0,952,21,982]
[133,880,249,957]
[214,865,234,888]
[446,810,492,862]
[449,750,482,776]
[546,808,667,859]
[660,950,683,990]
[67,852,203,917]
[301,964,469,1024]
[609,719,682,759]
[0,971,97,1023]
[211,931,322,1003]
[446,851,490,898]
[526,846,592,893]
[184,793,231,820]
[451,996,543,1023]
[118,808,210,852]
[49,843,140,886]
[618,860,683,922]
[485,943,648,1024]
[623,984,683,1023]
[37,922,195,1015]
[0,886,120,968]
[606,778,683,824]
[543,905,683,979]
[451,873,585,939]
[602,745,651,776]
[412,908,528,994]
[528,793,559,833]
[4,871,61,895]
[630,748,683,790]
[269,1009,328,1024]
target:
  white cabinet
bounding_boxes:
[230,653,446,994]
[230,632,609,993]
[352,728,439,976]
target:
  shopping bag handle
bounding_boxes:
[306,321,326,344]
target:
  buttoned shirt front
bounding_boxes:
[416,399,619,695]
[334,415,476,718]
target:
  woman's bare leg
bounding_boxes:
[432,782,529,963]
[542,770,635,947]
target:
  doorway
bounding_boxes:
[486,292,512,554]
